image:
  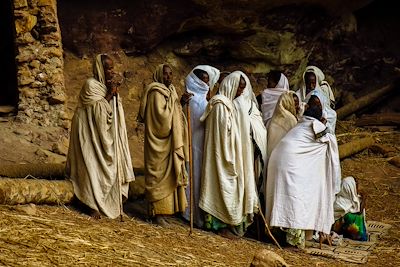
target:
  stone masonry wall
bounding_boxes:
[13,0,66,127]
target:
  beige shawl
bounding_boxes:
[267,91,298,159]
[139,64,188,202]
[66,54,135,219]
[199,72,258,226]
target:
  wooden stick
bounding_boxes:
[186,103,194,235]
[257,206,282,250]
[336,79,399,120]
[113,95,124,222]
[356,113,400,127]
[338,136,375,159]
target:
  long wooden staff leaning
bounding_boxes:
[186,97,194,235]
[113,93,124,222]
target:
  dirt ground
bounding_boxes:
[0,49,399,266]
[0,118,399,266]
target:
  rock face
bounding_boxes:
[13,0,66,127]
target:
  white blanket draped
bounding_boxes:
[261,73,290,126]
[199,72,258,225]
[334,176,361,220]
[66,55,135,219]
[265,116,341,234]
[183,65,219,227]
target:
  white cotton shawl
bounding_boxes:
[296,66,337,134]
[66,55,135,219]
[267,91,298,159]
[183,65,218,227]
[261,73,290,126]
[265,116,341,234]
[193,65,220,92]
[234,71,268,185]
[199,72,258,225]
[334,176,361,220]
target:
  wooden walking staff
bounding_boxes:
[113,94,124,222]
[186,101,194,235]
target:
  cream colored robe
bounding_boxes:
[139,64,188,215]
[66,54,135,219]
[199,72,258,226]
[267,91,298,159]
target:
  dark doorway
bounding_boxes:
[0,0,18,106]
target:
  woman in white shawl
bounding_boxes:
[66,54,135,219]
[296,66,337,134]
[267,91,298,159]
[199,71,258,237]
[182,65,220,228]
[265,93,341,248]
[234,71,268,194]
[261,70,290,126]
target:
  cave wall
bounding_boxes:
[13,0,66,127]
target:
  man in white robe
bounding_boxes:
[66,54,135,219]
[199,71,258,237]
[265,93,341,247]
[261,71,290,126]
[182,65,220,228]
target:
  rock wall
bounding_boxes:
[13,0,66,127]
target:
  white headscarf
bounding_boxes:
[276,73,290,90]
[261,73,290,126]
[183,65,216,227]
[334,176,361,220]
[193,65,220,92]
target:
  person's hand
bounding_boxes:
[320,117,327,125]
[180,91,193,106]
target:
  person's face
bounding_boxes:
[103,58,114,88]
[201,73,210,85]
[293,94,300,114]
[305,72,316,93]
[307,96,322,110]
[235,77,246,98]
[267,76,277,88]
[163,65,173,87]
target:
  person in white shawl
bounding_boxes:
[265,93,341,248]
[332,176,368,241]
[261,70,290,126]
[66,54,135,219]
[199,71,258,237]
[233,71,268,194]
[266,91,298,159]
[139,64,189,226]
[182,65,220,228]
[296,66,337,134]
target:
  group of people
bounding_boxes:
[65,54,368,249]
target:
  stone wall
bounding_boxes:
[13,0,66,127]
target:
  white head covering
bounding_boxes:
[80,54,108,106]
[334,176,361,220]
[192,65,220,92]
[261,73,290,126]
[276,73,290,90]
